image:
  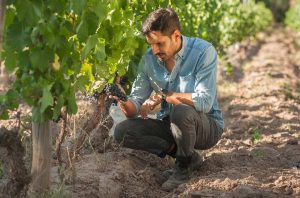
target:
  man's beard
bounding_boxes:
[156,53,167,61]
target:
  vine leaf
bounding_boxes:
[3,50,17,72]
[40,85,53,113]
[82,34,98,60]
[30,48,54,72]
[94,38,106,62]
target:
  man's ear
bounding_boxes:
[173,30,181,42]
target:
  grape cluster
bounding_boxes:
[103,84,127,102]
[92,92,101,100]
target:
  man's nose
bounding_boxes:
[152,45,159,54]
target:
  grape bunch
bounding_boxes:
[92,92,101,100]
[103,83,127,102]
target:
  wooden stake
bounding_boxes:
[30,121,52,194]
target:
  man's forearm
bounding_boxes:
[119,99,138,118]
[166,92,194,106]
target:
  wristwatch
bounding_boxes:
[160,89,168,101]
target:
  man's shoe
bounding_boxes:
[187,150,203,171]
[161,165,189,191]
[161,168,174,181]
[161,151,203,191]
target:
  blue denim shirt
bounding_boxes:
[128,35,224,129]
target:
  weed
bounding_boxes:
[252,128,262,144]
[225,62,234,76]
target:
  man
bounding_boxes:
[112,8,224,191]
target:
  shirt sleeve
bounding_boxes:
[128,56,153,114]
[191,45,218,113]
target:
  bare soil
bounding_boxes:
[1,25,300,198]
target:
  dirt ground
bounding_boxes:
[1,25,300,198]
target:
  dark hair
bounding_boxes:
[141,8,181,36]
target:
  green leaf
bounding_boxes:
[40,84,53,113]
[94,38,106,62]
[85,10,99,35]
[3,50,17,72]
[70,0,87,15]
[30,48,54,72]
[67,92,77,114]
[18,50,31,70]
[82,34,98,60]
[48,0,67,13]
[76,10,99,42]
[15,0,40,25]
[89,0,107,22]
[111,9,122,26]
[4,6,16,34]
[0,110,9,120]
[76,19,89,42]
[5,19,30,51]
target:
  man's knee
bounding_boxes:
[114,120,128,143]
[170,104,197,124]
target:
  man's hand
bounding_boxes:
[165,92,194,106]
[140,93,162,119]
[109,95,137,118]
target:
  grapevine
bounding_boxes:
[0,0,272,122]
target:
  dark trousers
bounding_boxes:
[114,104,223,158]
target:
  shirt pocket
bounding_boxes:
[178,74,195,92]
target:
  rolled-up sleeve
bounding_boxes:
[128,57,153,114]
[192,45,218,113]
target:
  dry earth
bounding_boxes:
[1,25,300,198]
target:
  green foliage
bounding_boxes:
[1,0,273,122]
[256,0,289,22]
[174,0,272,53]
[1,0,141,122]
[285,1,300,33]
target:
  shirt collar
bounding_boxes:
[175,35,187,60]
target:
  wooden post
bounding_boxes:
[0,0,9,92]
[30,121,52,194]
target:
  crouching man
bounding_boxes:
[111,8,224,191]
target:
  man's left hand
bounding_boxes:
[140,93,162,119]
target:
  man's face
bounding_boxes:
[145,31,180,62]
